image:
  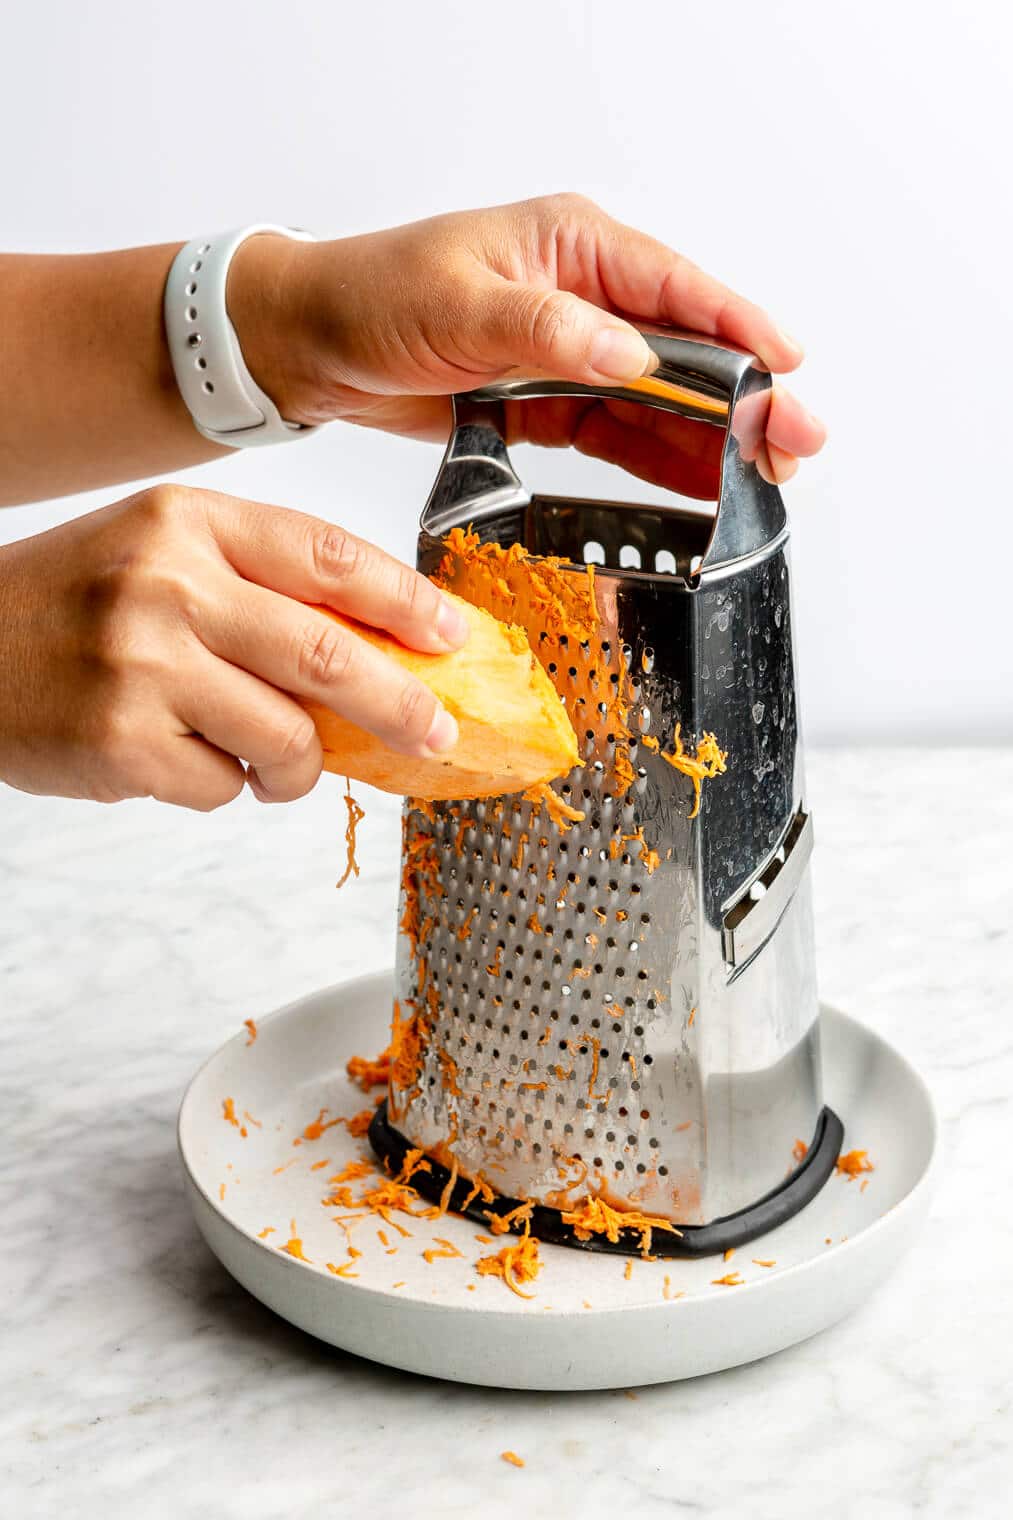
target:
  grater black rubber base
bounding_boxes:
[368,1101,844,1259]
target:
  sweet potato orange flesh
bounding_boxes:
[300,593,579,799]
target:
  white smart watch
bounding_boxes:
[164,225,318,448]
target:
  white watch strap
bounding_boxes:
[164,225,318,448]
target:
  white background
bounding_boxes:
[1,0,1010,743]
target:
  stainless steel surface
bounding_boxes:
[391,327,822,1227]
[722,809,815,971]
[422,328,786,577]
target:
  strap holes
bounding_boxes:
[185,306,197,322]
[195,357,207,370]
[202,380,215,395]
[185,281,197,297]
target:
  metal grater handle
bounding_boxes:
[422,326,787,576]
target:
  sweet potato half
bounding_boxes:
[301,593,578,799]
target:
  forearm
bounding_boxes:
[0,244,227,506]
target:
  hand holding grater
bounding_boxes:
[369,327,843,1257]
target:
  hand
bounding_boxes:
[0,486,468,809]
[230,193,826,487]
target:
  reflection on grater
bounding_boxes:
[372,327,843,1257]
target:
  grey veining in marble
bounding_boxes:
[2,751,1012,1518]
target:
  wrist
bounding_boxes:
[226,233,330,428]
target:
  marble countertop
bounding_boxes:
[3,749,1011,1518]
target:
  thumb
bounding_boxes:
[479,280,655,385]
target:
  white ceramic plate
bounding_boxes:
[178,972,939,1391]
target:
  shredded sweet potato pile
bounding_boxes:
[836,1148,875,1178]
[344,1104,381,1138]
[561,1194,682,1258]
[346,1046,391,1092]
[476,1222,543,1299]
[436,526,599,641]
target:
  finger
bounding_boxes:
[766,442,800,485]
[535,196,806,373]
[195,575,459,759]
[148,735,246,813]
[765,385,827,458]
[472,275,656,385]
[199,494,469,653]
[510,394,723,501]
[174,652,324,804]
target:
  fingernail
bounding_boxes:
[423,707,459,756]
[589,325,653,382]
[775,327,805,361]
[436,595,470,649]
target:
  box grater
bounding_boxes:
[369,328,843,1256]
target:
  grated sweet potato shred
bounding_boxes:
[336,779,366,890]
[658,725,728,819]
[280,1235,311,1263]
